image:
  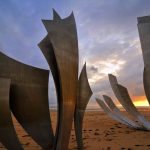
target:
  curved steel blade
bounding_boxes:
[0,78,23,150]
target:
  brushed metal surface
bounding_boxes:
[137,16,150,68]
[103,95,141,129]
[0,78,23,150]
[74,63,93,150]
[0,51,54,149]
[38,35,61,149]
[96,98,129,125]
[40,10,79,150]
[109,74,150,130]
[143,68,150,105]
[138,16,150,104]
[116,84,150,130]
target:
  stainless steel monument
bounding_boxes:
[96,15,150,131]
[0,52,54,149]
[74,63,93,150]
[0,10,92,150]
[39,10,79,150]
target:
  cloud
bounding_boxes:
[0,0,150,107]
[87,54,126,85]
[72,0,150,106]
[89,66,98,74]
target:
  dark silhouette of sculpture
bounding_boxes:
[0,51,54,149]
[74,63,93,150]
[0,10,92,150]
[143,68,150,105]
[38,34,61,149]
[138,16,150,105]
[0,78,23,150]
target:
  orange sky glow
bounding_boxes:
[87,95,149,109]
[116,95,149,107]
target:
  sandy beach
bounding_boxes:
[1,108,150,150]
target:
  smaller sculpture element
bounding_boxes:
[74,63,93,150]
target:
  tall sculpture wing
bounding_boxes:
[38,35,61,148]
[74,63,93,150]
[143,67,150,104]
[0,51,54,149]
[0,78,23,150]
[137,16,150,104]
[41,10,79,150]
[137,16,150,68]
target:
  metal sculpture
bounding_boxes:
[39,10,79,150]
[0,51,54,149]
[109,74,150,130]
[0,10,92,149]
[96,98,129,125]
[103,95,141,129]
[38,34,61,149]
[143,68,150,105]
[108,74,141,118]
[74,63,93,150]
[96,15,150,131]
[138,16,150,105]
[0,78,23,150]
[96,74,150,130]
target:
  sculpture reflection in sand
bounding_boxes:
[96,15,150,131]
[0,10,92,150]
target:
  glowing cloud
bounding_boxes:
[88,55,126,85]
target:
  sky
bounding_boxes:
[0,0,150,109]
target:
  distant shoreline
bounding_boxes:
[49,106,150,111]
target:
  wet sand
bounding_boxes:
[1,108,150,150]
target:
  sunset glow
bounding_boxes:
[1,0,150,110]
[132,96,149,107]
[117,96,149,107]
[133,100,149,107]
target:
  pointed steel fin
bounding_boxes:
[74,63,93,149]
[53,9,61,20]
